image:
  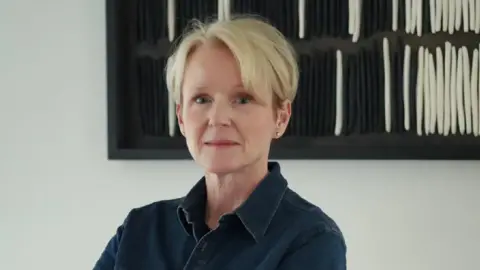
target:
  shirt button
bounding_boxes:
[200,241,208,251]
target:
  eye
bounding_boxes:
[193,95,211,104]
[235,95,253,104]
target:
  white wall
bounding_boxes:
[1,1,479,270]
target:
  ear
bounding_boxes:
[176,103,185,137]
[274,100,291,138]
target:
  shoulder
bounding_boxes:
[274,189,348,269]
[130,197,184,214]
[93,197,187,269]
[275,188,346,251]
[122,197,185,227]
[283,188,343,235]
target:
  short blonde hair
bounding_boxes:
[165,15,299,106]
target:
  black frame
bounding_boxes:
[106,0,480,160]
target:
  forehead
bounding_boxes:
[181,43,274,105]
[182,43,241,89]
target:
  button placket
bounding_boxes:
[184,226,226,270]
[192,233,213,268]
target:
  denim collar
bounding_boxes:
[177,162,288,242]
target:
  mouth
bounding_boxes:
[204,140,239,147]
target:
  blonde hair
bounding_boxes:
[165,15,299,106]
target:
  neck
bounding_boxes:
[204,160,269,229]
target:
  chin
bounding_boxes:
[197,154,247,175]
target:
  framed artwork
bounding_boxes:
[107,0,480,160]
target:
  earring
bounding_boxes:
[275,131,281,138]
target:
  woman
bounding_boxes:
[95,16,346,270]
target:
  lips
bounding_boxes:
[204,140,239,146]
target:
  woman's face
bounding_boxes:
[177,43,290,174]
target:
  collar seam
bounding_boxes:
[260,185,288,236]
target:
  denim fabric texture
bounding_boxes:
[93,162,347,270]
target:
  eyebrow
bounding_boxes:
[230,83,245,89]
[190,83,245,92]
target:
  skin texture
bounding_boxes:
[176,41,291,228]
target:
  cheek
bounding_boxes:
[182,106,205,133]
[237,109,276,138]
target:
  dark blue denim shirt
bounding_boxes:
[94,162,347,270]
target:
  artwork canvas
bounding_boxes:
[107,0,480,160]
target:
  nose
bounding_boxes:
[207,100,232,127]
